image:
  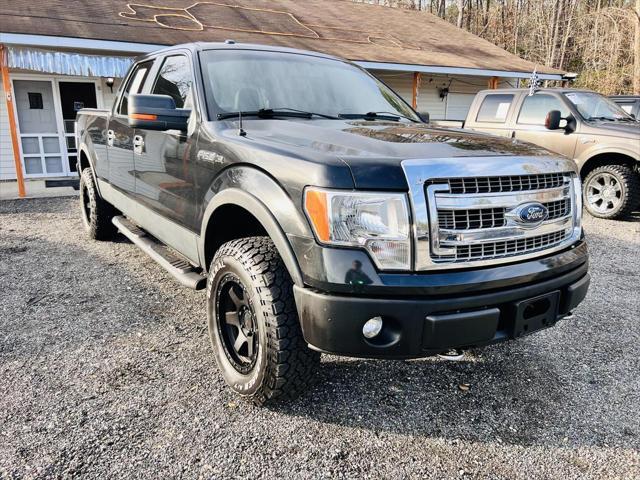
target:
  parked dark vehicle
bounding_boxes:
[464,88,640,219]
[77,43,589,405]
[609,95,640,119]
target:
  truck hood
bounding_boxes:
[585,120,640,138]
[231,119,552,189]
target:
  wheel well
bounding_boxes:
[580,153,637,179]
[79,150,91,173]
[203,205,268,269]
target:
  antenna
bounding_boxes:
[238,110,246,137]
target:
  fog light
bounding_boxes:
[362,316,383,339]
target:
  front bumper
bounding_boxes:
[294,249,589,359]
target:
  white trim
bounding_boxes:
[2,33,566,80]
[1,33,161,54]
[355,61,564,81]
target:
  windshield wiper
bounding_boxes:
[338,111,418,122]
[218,108,338,120]
[587,116,617,122]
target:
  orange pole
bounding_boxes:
[1,45,26,198]
[412,72,421,109]
[488,76,500,89]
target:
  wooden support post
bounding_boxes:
[488,76,500,89]
[412,72,421,109]
[0,45,26,198]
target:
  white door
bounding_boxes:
[13,79,66,177]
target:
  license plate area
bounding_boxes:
[512,291,560,338]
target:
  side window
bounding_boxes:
[476,94,514,123]
[152,55,193,109]
[517,94,570,125]
[617,103,634,115]
[118,61,153,116]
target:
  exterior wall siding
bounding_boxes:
[0,77,17,180]
[372,70,518,121]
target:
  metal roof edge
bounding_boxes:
[1,33,566,80]
[354,61,565,80]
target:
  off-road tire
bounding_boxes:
[207,237,320,406]
[79,167,117,240]
[583,164,640,219]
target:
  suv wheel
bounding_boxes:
[79,167,117,240]
[207,237,320,405]
[583,165,640,219]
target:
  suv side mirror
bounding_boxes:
[129,94,190,131]
[545,110,562,130]
[418,111,429,123]
[545,110,576,133]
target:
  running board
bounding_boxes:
[112,216,207,290]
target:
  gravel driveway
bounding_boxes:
[0,197,638,479]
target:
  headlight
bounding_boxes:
[304,187,411,270]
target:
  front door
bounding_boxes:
[58,82,97,174]
[134,54,199,230]
[512,93,578,159]
[13,79,66,177]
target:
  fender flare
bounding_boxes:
[577,146,640,173]
[199,188,305,287]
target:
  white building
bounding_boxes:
[0,0,566,194]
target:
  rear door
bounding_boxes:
[133,53,199,230]
[512,92,577,159]
[465,92,517,138]
[107,60,154,194]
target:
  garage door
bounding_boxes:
[446,93,476,121]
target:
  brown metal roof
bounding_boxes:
[0,0,564,75]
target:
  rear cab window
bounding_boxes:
[476,94,514,123]
[117,60,154,116]
[517,94,570,125]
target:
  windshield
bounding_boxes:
[564,91,633,121]
[200,50,419,121]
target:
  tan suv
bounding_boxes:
[464,88,640,219]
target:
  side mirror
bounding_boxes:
[545,110,562,130]
[129,94,190,131]
[418,111,429,123]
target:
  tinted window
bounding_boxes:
[152,55,192,109]
[476,94,514,123]
[517,94,570,125]
[118,61,153,115]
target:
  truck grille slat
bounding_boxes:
[438,198,571,230]
[451,231,568,262]
[436,172,566,194]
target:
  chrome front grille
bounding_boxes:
[401,156,583,271]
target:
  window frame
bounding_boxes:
[150,54,194,110]
[475,93,515,124]
[115,60,154,117]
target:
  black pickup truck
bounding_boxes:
[77,42,590,405]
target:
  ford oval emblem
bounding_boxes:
[507,202,549,228]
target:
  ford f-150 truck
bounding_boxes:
[463,88,640,219]
[77,42,589,405]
